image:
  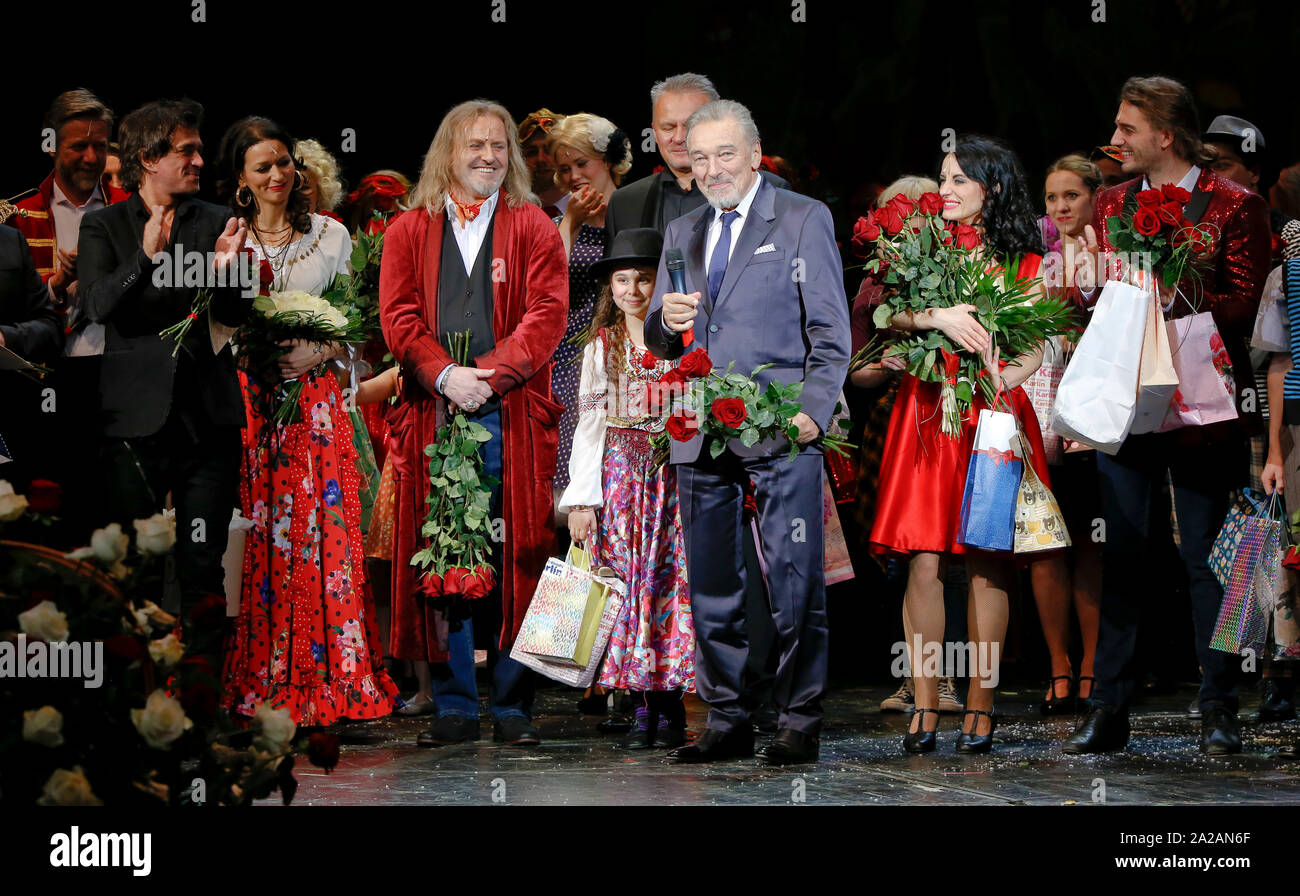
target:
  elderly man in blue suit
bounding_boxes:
[646,99,850,765]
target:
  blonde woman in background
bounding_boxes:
[296,138,345,219]
[1028,154,1103,714]
[544,113,633,499]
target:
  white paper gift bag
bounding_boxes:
[1051,279,1149,455]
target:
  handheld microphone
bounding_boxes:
[664,247,693,346]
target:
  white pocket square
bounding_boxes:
[753,243,777,255]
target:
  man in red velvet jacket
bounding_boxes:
[379,99,567,748]
[1063,76,1271,758]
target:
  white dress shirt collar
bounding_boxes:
[1141,165,1201,193]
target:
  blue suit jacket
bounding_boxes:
[645,178,850,463]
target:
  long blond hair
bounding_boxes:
[409,99,537,214]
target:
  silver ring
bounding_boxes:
[465,401,478,410]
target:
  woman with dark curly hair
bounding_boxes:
[214,115,397,726]
[870,134,1051,755]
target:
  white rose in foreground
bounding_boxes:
[0,480,29,522]
[134,512,177,555]
[66,522,130,578]
[18,600,69,643]
[132,600,177,634]
[131,689,193,749]
[148,632,185,667]
[38,766,102,806]
[23,706,65,748]
[253,703,297,753]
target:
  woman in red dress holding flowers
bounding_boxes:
[870,135,1053,754]
[215,117,397,726]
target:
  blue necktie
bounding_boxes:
[707,210,740,304]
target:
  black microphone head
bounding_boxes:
[665,247,685,271]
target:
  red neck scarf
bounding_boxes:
[450,194,487,228]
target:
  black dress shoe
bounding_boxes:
[1258,678,1297,722]
[417,714,480,747]
[493,716,541,746]
[1062,705,1129,754]
[757,728,820,765]
[903,708,939,754]
[1200,705,1241,756]
[955,709,997,754]
[667,726,754,763]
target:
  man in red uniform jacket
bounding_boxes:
[379,99,567,747]
[1063,75,1271,758]
[3,88,128,541]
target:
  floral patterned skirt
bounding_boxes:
[223,370,398,726]
[594,427,695,692]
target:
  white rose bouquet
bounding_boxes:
[237,277,368,427]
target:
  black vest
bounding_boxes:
[438,207,498,413]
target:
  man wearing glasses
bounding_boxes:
[78,98,252,623]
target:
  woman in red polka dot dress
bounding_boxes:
[216,117,397,726]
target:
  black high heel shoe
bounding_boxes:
[955,709,997,754]
[1076,676,1097,708]
[1040,675,1075,715]
[903,708,940,754]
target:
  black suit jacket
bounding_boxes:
[0,226,63,362]
[605,168,790,244]
[78,193,251,438]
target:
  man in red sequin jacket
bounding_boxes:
[1063,76,1271,759]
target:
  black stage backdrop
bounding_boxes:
[4,0,1298,242]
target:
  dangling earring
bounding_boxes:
[293,170,307,191]
[236,186,253,208]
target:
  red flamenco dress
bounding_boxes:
[870,253,1053,557]
[222,214,398,725]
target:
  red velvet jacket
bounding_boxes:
[379,193,568,661]
[6,171,129,279]
[1085,168,1271,441]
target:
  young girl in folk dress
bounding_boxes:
[870,135,1054,755]
[559,228,695,749]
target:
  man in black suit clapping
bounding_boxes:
[78,98,251,616]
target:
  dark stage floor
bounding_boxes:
[280,684,1300,806]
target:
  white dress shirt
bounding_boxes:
[435,190,500,394]
[51,180,107,357]
[443,189,500,276]
[703,175,762,277]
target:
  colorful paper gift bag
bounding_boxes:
[1013,460,1071,554]
[1209,489,1267,588]
[957,408,1024,552]
[1210,493,1281,655]
[1158,310,1239,431]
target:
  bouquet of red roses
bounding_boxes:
[1104,182,1220,292]
[850,191,1076,436]
[650,348,852,463]
[408,330,498,603]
